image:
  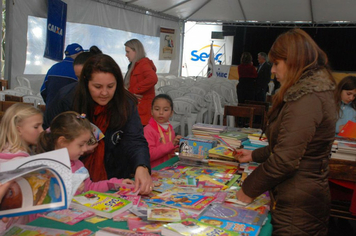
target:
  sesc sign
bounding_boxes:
[190,45,222,62]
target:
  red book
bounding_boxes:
[338,120,356,139]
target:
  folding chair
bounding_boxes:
[223,105,255,128]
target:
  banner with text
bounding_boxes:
[215,65,231,79]
[159,27,176,60]
[44,0,67,61]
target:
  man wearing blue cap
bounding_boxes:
[40,43,84,105]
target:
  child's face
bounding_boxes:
[17,114,43,146]
[61,130,91,161]
[151,98,173,124]
[341,89,356,104]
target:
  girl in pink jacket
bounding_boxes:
[144,94,182,168]
[37,111,134,195]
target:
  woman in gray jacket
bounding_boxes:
[236,29,337,235]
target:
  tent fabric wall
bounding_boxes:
[6,0,181,93]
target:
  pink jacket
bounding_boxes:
[71,160,123,195]
[144,117,177,168]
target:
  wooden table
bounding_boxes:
[329,158,356,220]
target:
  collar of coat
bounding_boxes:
[284,68,335,102]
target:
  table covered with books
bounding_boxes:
[24,155,273,236]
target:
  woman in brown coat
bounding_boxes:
[236,29,337,235]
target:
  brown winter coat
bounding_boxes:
[242,69,337,235]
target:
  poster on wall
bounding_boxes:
[44,0,67,61]
[159,27,175,60]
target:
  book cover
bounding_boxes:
[147,192,215,214]
[220,131,249,140]
[0,149,73,218]
[40,207,95,225]
[338,120,356,138]
[96,227,160,236]
[198,216,261,236]
[199,203,266,226]
[161,218,239,236]
[107,182,139,195]
[147,206,181,222]
[208,146,237,159]
[127,218,165,233]
[3,224,93,236]
[71,190,132,218]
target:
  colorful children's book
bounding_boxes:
[338,120,356,138]
[127,218,165,233]
[95,227,160,236]
[208,145,238,159]
[71,190,132,218]
[153,181,175,192]
[107,182,139,195]
[161,218,239,236]
[0,149,74,218]
[147,206,181,222]
[147,192,215,214]
[198,216,261,236]
[3,224,92,236]
[199,203,267,226]
[40,207,95,225]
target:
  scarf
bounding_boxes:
[82,105,109,181]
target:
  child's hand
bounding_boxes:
[173,135,182,146]
[83,143,98,156]
[122,179,135,185]
[76,182,85,193]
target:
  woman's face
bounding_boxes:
[271,59,287,85]
[125,46,136,63]
[88,72,117,106]
[341,89,356,104]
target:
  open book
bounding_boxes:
[0,148,83,218]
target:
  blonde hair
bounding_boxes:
[124,39,146,88]
[0,103,42,153]
[37,111,92,153]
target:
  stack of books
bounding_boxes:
[331,139,356,161]
[191,123,228,138]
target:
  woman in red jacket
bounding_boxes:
[124,39,158,126]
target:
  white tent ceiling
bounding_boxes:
[101,0,356,27]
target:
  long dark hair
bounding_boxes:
[72,54,136,129]
[335,76,356,118]
[268,28,335,115]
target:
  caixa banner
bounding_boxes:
[44,0,67,61]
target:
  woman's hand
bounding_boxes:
[235,149,253,163]
[236,188,254,204]
[0,182,19,223]
[133,166,153,195]
[173,135,182,146]
[122,179,135,185]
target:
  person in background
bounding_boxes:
[235,29,336,235]
[255,52,272,102]
[335,76,356,133]
[124,39,158,126]
[0,103,43,231]
[236,52,257,104]
[73,46,103,78]
[40,43,84,105]
[144,94,182,168]
[37,111,134,195]
[44,54,153,195]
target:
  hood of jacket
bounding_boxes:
[284,69,335,102]
[135,57,157,72]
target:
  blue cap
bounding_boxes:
[65,43,84,56]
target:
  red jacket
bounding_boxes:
[128,58,158,125]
